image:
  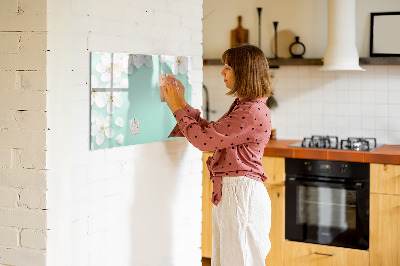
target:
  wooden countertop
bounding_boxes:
[263,139,400,165]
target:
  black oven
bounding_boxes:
[285,158,369,250]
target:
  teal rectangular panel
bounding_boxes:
[90,52,192,150]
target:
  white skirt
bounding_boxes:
[212,176,271,266]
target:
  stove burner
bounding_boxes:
[294,136,379,151]
[340,137,377,151]
[301,135,339,149]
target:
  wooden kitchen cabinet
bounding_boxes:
[370,163,400,195]
[201,154,286,266]
[370,193,400,266]
[370,163,400,266]
[284,241,369,266]
[202,152,213,258]
[262,156,285,266]
[264,184,285,266]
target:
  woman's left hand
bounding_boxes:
[160,75,185,113]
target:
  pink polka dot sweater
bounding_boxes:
[168,97,271,206]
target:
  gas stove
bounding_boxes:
[289,135,381,151]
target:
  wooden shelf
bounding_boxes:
[359,57,400,65]
[203,57,400,67]
[203,58,322,67]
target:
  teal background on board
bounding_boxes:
[90,53,192,150]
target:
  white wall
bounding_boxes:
[203,0,400,145]
[203,0,400,58]
[0,0,48,265]
[47,0,203,266]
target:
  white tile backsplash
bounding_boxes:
[204,64,400,144]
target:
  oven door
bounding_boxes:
[285,177,369,250]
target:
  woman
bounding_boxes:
[161,44,273,266]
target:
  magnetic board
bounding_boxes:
[90,52,192,150]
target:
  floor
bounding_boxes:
[202,257,211,266]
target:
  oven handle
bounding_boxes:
[286,177,364,189]
[314,252,335,257]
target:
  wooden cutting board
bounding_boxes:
[231,16,249,48]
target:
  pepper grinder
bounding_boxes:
[273,21,279,58]
[257,8,262,48]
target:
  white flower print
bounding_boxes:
[113,53,129,88]
[95,54,112,85]
[91,90,108,108]
[159,55,175,64]
[91,115,114,145]
[120,78,129,89]
[130,54,153,69]
[171,56,190,75]
[115,117,124,127]
[91,110,97,123]
[91,75,99,89]
[106,92,123,114]
[116,134,124,145]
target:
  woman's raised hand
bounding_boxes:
[160,75,186,113]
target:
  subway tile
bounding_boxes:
[348,103,362,116]
[298,67,311,78]
[348,116,362,129]
[349,128,362,137]
[388,104,400,117]
[388,117,400,131]
[388,131,400,144]
[374,117,389,130]
[361,90,374,104]
[388,65,400,76]
[374,78,388,91]
[286,77,299,89]
[285,66,298,77]
[336,103,349,116]
[374,65,388,77]
[361,104,375,116]
[374,90,388,104]
[335,115,348,129]
[323,103,336,115]
[388,76,400,91]
[374,130,389,144]
[362,116,375,130]
[388,91,400,104]
[298,77,310,89]
[361,129,375,138]
[361,75,374,91]
[375,104,389,117]
[310,77,324,89]
[336,90,349,103]
[348,90,362,103]
[348,74,362,90]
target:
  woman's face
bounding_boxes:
[220,64,235,89]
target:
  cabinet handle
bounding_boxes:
[314,252,335,257]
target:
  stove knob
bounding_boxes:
[340,164,347,174]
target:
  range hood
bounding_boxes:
[320,0,365,71]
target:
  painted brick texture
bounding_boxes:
[46,0,204,266]
[0,0,48,265]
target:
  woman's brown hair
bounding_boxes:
[221,44,273,99]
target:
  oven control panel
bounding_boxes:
[286,158,369,180]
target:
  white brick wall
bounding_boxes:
[47,1,203,266]
[0,0,48,265]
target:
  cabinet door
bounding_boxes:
[264,184,284,266]
[261,156,285,185]
[202,152,213,258]
[370,163,400,195]
[370,193,400,266]
[284,241,369,266]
